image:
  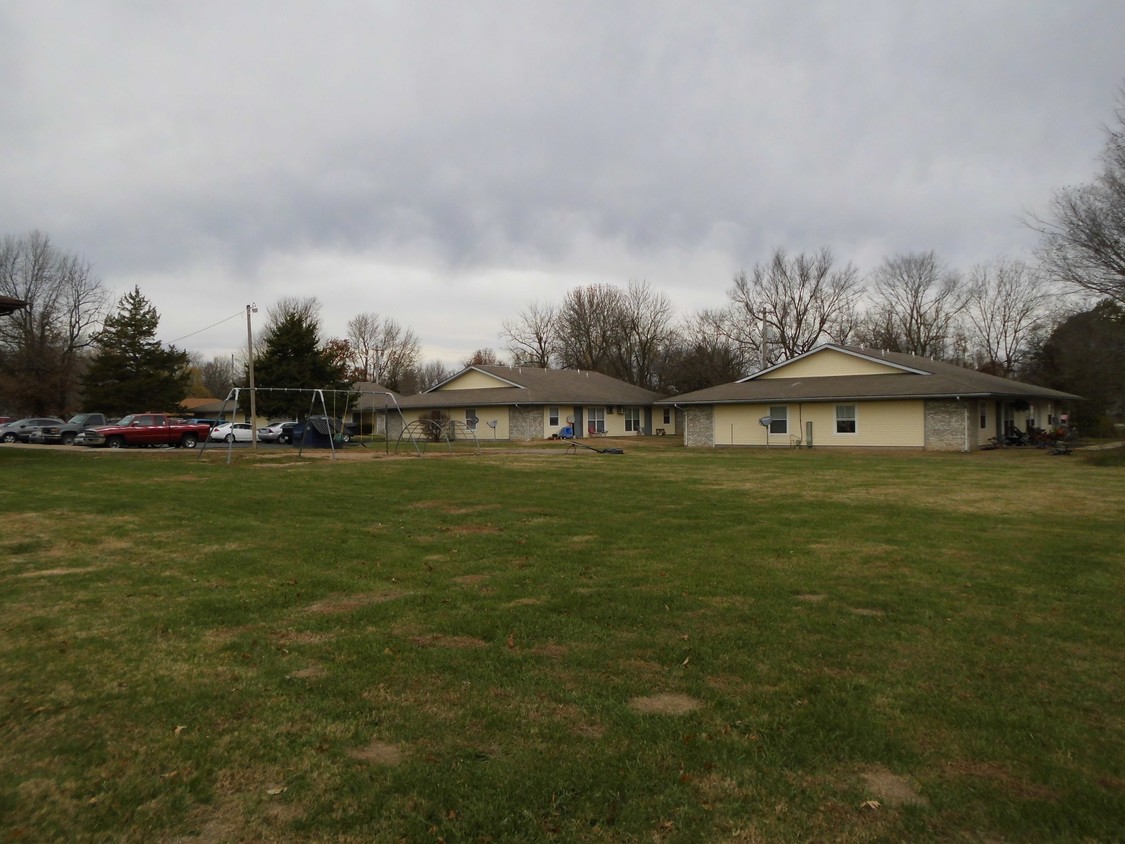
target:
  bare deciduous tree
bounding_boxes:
[501,301,557,368]
[1031,90,1125,306]
[461,348,503,368]
[0,231,107,414]
[725,247,863,367]
[612,281,678,390]
[863,251,968,358]
[965,259,1057,376]
[552,284,625,375]
[661,311,752,393]
[345,312,421,390]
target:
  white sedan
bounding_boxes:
[209,422,255,442]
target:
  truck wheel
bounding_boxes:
[61,432,76,446]
[180,433,198,449]
[106,436,125,449]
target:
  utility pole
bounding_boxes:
[246,303,258,449]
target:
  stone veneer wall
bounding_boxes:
[385,413,405,442]
[683,406,714,448]
[924,399,968,451]
[508,407,540,442]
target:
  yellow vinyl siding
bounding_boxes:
[437,370,511,390]
[544,406,575,437]
[713,401,925,447]
[713,405,773,445]
[803,401,924,447]
[476,407,510,439]
[403,407,511,439]
[757,348,902,378]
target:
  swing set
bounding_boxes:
[201,386,418,462]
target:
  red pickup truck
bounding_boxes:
[81,413,212,449]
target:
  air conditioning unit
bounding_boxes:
[615,407,625,414]
[606,407,614,414]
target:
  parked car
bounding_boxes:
[257,421,296,443]
[0,417,66,443]
[28,413,109,445]
[277,421,300,444]
[209,422,255,442]
[80,414,211,449]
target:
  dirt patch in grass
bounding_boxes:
[287,665,326,680]
[14,566,100,577]
[629,693,703,715]
[409,634,489,649]
[348,739,404,765]
[568,534,599,544]
[305,591,409,614]
[859,767,928,807]
[441,524,501,535]
[796,593,828,602]
[850,607,886,617]
[944,760,1060,802]
[571,722,606,739]
[505,597,543,607]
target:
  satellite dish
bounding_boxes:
[758,415,772,427]
[566,415,574,424]
[486,420,497,429]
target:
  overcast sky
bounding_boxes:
[3,1,1123,367]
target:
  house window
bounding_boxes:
[663,407,671,425]
[548,406,559,426]
[465,408,477,429]
[624,407,641,432]
[835,405,857,434]
[768,406,788,435]
[980,403,987,429]
[587,407,605,434]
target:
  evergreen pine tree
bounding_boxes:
[253,305,348,420]
[80,287,191,416]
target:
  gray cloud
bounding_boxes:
[2,1,1123,363]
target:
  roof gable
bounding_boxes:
[744,345,930,381]
[430,367,524,392]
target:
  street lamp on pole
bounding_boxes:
[246,303,258,449]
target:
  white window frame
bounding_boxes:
[623,407,641,432]
[587,407,606,434]
[835,404,857,435]
[548,406,559,427]
[768,406,788,435]
[663,407,671,425]
[465,408,477,429]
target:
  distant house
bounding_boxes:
[661,344,1079,451]
[180,397,238,422]
[0,295,27,316]
[349,382,401,435]
[388,365,670,442]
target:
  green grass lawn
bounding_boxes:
[1,444,1122,842]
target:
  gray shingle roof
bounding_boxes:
[393,366,664,409]
[350,383,401,412]
[659,344,1080,405]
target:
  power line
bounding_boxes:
[168,310,244,346]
